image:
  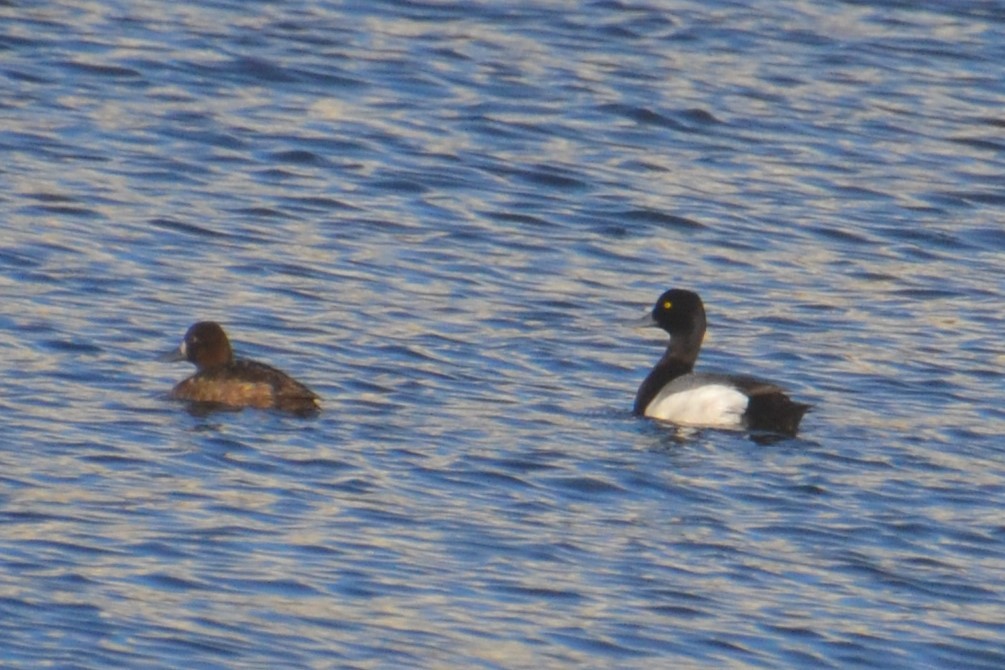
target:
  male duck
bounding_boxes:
[634,289,808,435]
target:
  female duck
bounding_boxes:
[166,321,320,414]
[634,289,808,435]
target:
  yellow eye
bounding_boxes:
[663,300,672,310]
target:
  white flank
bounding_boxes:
[644,384,748,428]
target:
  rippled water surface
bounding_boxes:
[3,1,1005,667]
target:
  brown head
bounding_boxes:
[167,321,234,371]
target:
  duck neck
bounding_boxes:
[633,331,703,415]
[669,327,703,367]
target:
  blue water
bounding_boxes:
[3,1,1004,667]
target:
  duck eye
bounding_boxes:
[663,300,672,310]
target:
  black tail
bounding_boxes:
[745,392,810,436]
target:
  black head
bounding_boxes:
[648,289,706,338]
[167,321,234,370]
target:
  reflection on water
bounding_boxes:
[2,0,1004,667]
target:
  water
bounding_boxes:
[2,0,1004,667]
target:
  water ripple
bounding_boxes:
[2,0,1005,668]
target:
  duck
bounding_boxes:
[633,289,809,435]
[165,321,320,415]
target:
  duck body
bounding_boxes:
[634,289,808,436]
[166,321,320,415]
